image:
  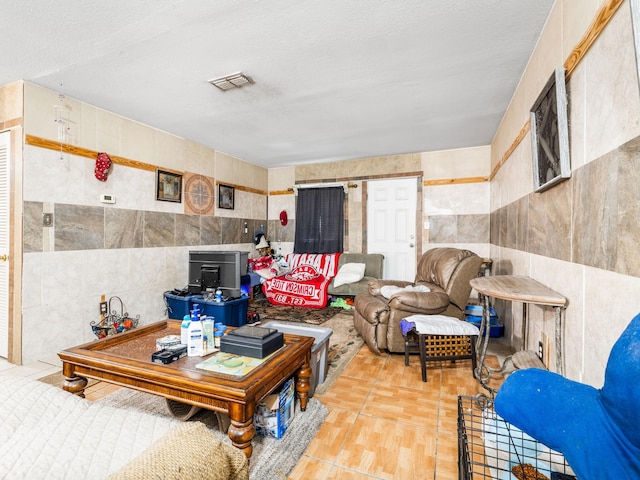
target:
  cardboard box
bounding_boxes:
[254,377,295,439]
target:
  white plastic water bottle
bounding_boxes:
[188,315,203,356]
[181,315,190,345]
[215,288,223,303]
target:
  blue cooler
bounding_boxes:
[164,291,194,320]
[191,296,249,327]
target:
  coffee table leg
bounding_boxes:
[296,359,312,411]
[228,403,255,458]
[61,364,88,397]
[63,375,88,397]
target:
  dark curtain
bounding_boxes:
[294,187,344,253]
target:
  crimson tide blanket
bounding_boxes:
[262,253,341,308]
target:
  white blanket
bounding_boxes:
[380,284,430,299]
[404,314,480,336]
[0,376,181,480]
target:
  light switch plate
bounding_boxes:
[100,194,116,204]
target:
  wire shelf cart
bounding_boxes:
[457,396,576,480]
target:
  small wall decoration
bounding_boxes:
[184,173,215,215]
[156,169,183,203]
[94,152,112,182]
[280,210,288,226]
[218,184,235,210]
[530,67,571,193]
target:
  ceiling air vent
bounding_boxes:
[208,72,254,91]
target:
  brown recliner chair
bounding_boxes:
[353,247,484,354]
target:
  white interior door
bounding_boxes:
[0,131,10,358]
[367,177,417,281]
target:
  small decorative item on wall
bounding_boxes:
[184,173,215,215]
[530,66,570,193]
[156,169,183,203]
[631,0,640,89]
[218,184,235,209]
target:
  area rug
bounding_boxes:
[96,387,328,480]
[248,298,351,325]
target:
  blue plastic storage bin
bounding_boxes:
[464,304,497,318]
[465,304,503,337]
[191,296,249,327]
[472,322,504,337]
[164,291,194,320]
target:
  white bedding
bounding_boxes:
[0,376,181,480]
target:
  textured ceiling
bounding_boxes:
[1,0,555,168]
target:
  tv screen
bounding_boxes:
[188,251,249,298]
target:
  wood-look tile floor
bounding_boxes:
[289,345,505,480]
[73,342,507,480]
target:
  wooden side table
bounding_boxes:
[469,275,568,396]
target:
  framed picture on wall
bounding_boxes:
[530,67,571,193]
[156,169,182,202]
[218,184,235,209]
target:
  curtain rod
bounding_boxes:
[287,182,358,192]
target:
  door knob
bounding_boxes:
[0,255,7,261]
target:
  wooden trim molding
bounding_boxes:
[424,176,489,187]
[1,118,23,130]
[564,0,625,78]
[491,119,531,181]
[25,134,158,172]
[25,134,269,195]
[214,180,266,196]
[270,189,293,196]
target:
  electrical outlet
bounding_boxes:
[538,341,544,361]
[42,212,53,227]
[100,301,108,315]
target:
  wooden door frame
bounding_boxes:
[2,127,23,364]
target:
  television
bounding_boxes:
[188,251,249,298]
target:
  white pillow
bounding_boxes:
[332,263,366,287]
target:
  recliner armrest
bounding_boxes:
[388,290,450,314]
[368,279,411,296]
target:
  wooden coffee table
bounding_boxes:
[58,319,313,458]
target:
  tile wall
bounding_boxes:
[489,0,640,387]
[19,84,268,364]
